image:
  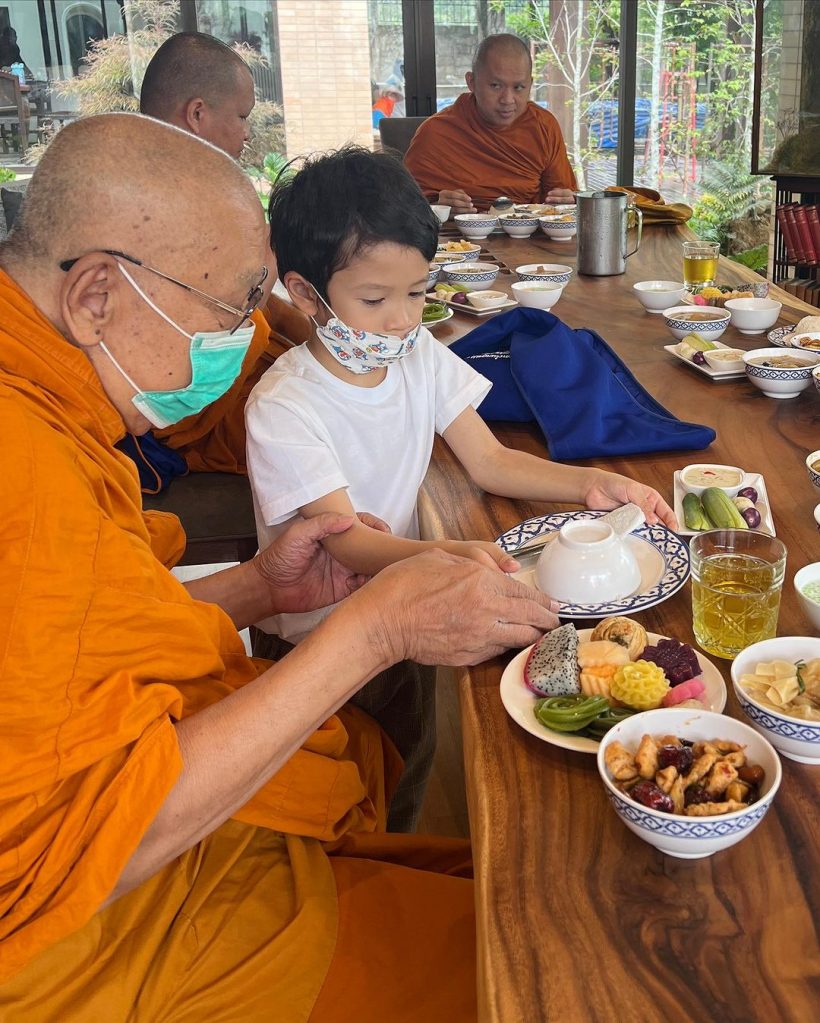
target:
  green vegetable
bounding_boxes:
[683,492,712,531]
[582,706,637,738]
[681,332,719,352]
[701,487,748,529]
[534,695,610,732]
[422,302,446,323]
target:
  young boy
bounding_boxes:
[246,147,675,831]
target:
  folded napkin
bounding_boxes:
[607,185,693,225]
[450,308,716,460]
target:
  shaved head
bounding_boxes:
[140,32,255,158]
[472,33,531,76]
[3,112,261,271]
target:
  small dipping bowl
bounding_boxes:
[743,348,820,399]
[703,348,746,372]
[662,305,730,342]
[510,280,563,310]
[466,290,508,310]
[431,204,451,224]
[454,213,499,240]
[441,261,500,293]
[794,562,820,632]
[807,449,820,490]
[731,635,820,764]
[538,215,577,241]
[516,263,573,285]
[724,297,783,335]
[534,519,641,604]
[633,280,686,314]
[499,215,540,238]
[680,462,746,497]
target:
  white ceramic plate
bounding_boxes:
[673,470,776,538]
[427,292,518,317]
[496,511,690,619]
[500,629,727,754]
[422,304,454,328]
[663,339,747,381]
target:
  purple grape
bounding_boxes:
[692,351,707,365]
[630,780,674,814]
[451,291,467,304]
[684,786,710,808]
[657,744,694,774]
[742,507,762,529]
[737,486,758,503]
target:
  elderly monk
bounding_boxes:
[0,114,557,1021]
[405,33,577,214]
[140,31,286,474]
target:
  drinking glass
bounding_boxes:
[682,240,720,290]
[690,530,787,660]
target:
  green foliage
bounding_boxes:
[0,168,16,184]
[689,159,772,255]
[729,244,768,272]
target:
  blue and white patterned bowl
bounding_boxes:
[516,263,573,285]
[597,708,782,858]
[454,213,499,239]
[731,636,820,764]
[499,215,540,238]
[813,364,820,397]
[662,305,730,342]
[807,449,820,490]
[427,263,440,290]
[742,348,820,399]
[538,215,577,240]
[441,261,500,293]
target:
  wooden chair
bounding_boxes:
[0,70,30,157]
[378,115,427,158]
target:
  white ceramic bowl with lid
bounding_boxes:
[632,280,686,313]
[534,519,641,604]
[597,708,782,857]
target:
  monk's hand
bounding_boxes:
[544,188,576,205]
[438,189,476,215]
[359,549,559,666]
[252,512,376,615]
[583,470,679,530]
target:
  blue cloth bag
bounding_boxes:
[450,308,716,460]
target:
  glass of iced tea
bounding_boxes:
[690,530,787,660]
[682,240,720,289]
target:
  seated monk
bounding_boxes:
[405,33,577,214]
[0,114,557,1021]
[140,31,285,474]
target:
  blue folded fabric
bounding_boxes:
[450,308,716,460]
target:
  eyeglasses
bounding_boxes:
[60,249,269,335]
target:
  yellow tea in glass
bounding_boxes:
[690,531,786,659]
[682,241,720,289]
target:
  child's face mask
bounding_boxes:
[311,291,421,375]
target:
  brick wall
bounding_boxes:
[276,0,374,160]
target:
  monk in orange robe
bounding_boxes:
[0,114,556,1021]
[405,33,577,213]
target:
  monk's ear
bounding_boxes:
[465,71,475,93]
[60,254,121,350]
[284,272,320,318]
[184,97,207,136]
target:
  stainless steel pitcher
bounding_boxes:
[576,190,643,276]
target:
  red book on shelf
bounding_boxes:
[793,205,817,265]
[805,204,820,256]
[782,204,805,262]
[776,204,800,263]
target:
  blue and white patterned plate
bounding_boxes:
[767,324,794,347]
[496,510,690,619]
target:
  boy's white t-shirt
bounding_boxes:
[245,327,491,642]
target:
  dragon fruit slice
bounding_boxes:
[523,624,581,697]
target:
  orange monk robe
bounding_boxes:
[405,92,577,209]
[0,270,475,1021]
[155,296,312,474]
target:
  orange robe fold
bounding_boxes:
[0,269,475,1021]
[405,92,577,208]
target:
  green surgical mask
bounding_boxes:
[101,261,255,429]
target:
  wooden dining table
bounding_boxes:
[418,223,819,1023]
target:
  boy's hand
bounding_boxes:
[444,539,521,574]
[583,471,678,530]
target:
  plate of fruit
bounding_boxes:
[664,335,747,380]
[499,617,727,754]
